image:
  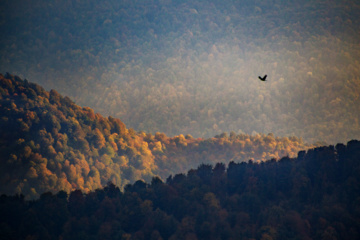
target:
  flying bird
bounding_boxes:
[259,75,267,81]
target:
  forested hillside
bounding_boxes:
[0,74,318,199]
[1,0,360,143]
[1,140,359,239]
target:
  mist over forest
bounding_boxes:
[0,74,321,199]
[1,0,360,144]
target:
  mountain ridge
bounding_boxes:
[0,73,320,199]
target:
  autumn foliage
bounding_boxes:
[0,74,320,199]
[1,140,359,239]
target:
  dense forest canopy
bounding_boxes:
[1,140,360,239]
[1,0,359,144]
[0,74,319,199]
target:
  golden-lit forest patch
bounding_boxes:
[0,74,319,198]
[1,140,360,239]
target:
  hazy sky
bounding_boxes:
[1,0,359,144]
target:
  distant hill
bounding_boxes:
[1,140,359,239]
[0,73,318,199]
[1,0,360,143]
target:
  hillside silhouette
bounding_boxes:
[0,73,319,199]
[1,0,359,144]
[1,140,359,239]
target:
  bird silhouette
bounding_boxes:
[259,74,267,81]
